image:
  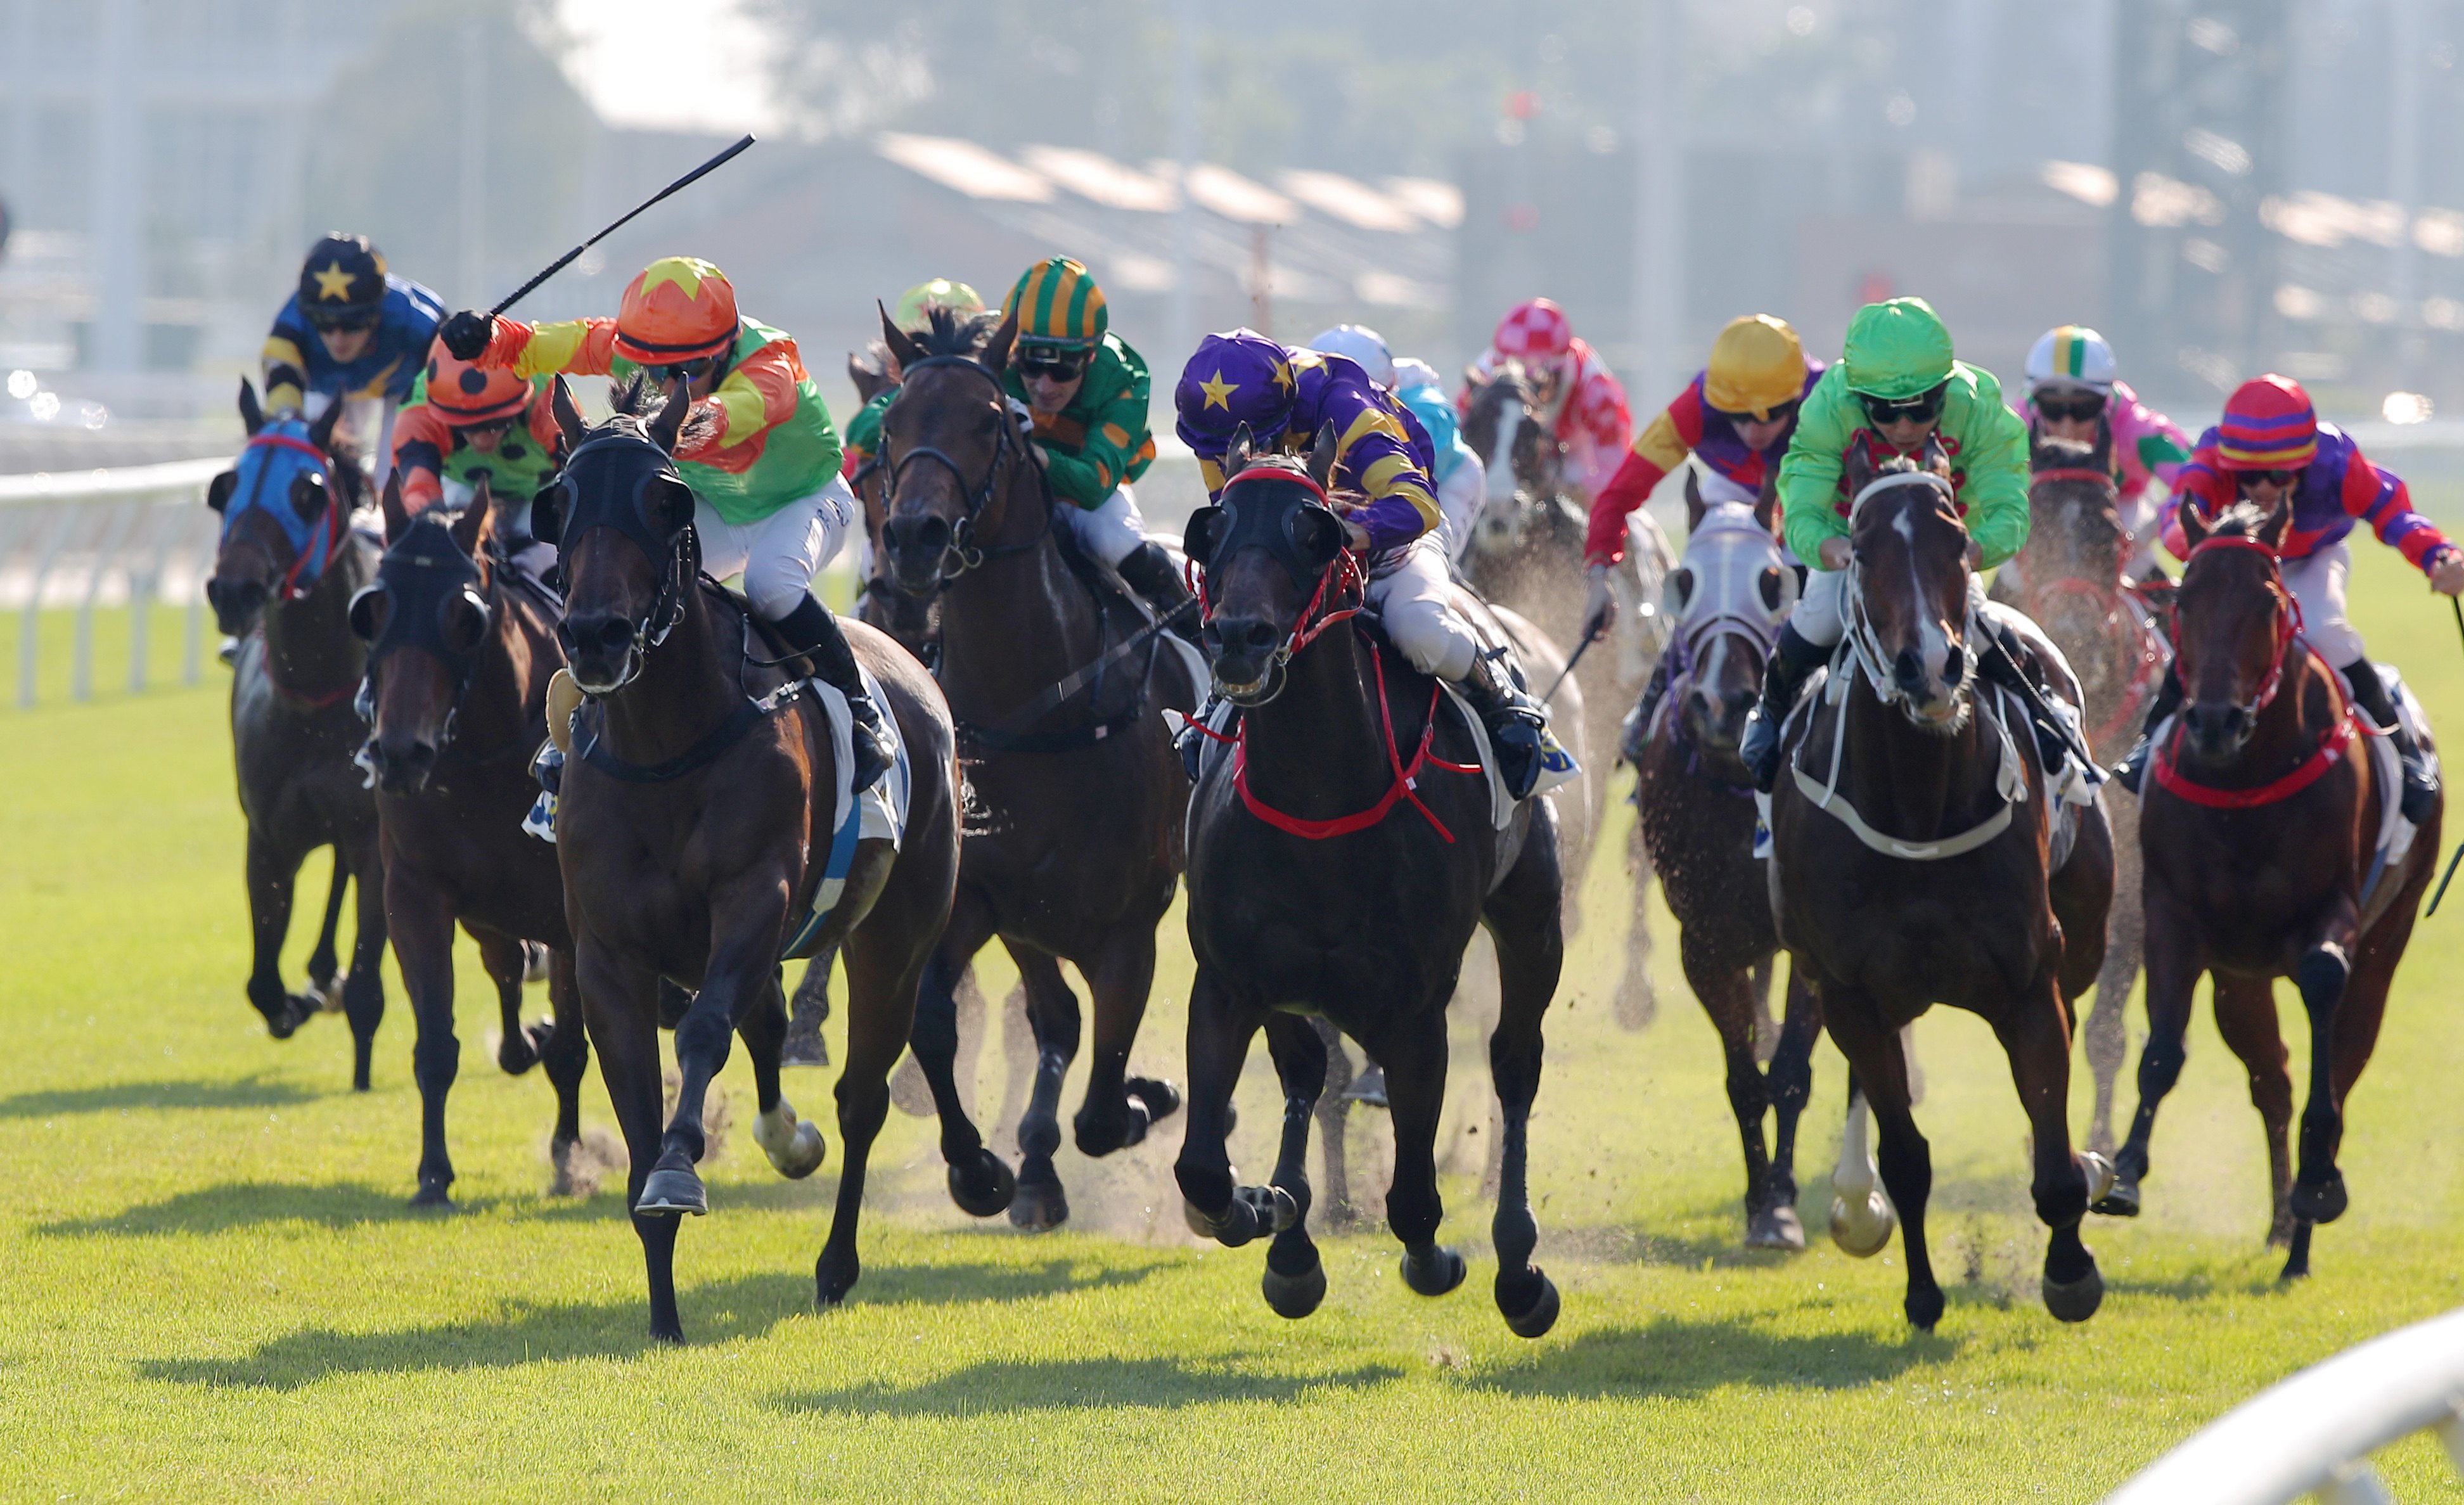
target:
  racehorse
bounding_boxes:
[2097,499,2437,1280]
[1175,428,1565,1338]
[537,375,963,1340]
[205,381,388,1087]
[354,473,587,1205]
[875,305,1198,1232]
[1461,357,1673,1025]
[1632,483,1820,1248]
[1769,440,2116,1328]
[1991,433,2171,1154]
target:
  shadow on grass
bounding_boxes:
[776,1354,1408,1416]
[39,1181,492,1236]
[0,1074,325,1119]
[1461,1314,1949,1397]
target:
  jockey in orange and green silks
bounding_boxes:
[435,256,894,791]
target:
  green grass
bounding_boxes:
[4,553,2464,1502]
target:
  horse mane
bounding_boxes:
[2204,500,2273,541]
[608,369,719,451]
[913,307,999,361]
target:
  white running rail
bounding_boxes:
[0,458,227,707]
[2105,1305,2464,1504]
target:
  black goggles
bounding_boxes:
[650,357,715,383]
[1015,346,1089,380]
[1711,398,1799,426]
[2236,468,2301,489]
[1859,385,1947,426]
[2036,392,2107,423]
[307,309,380,333]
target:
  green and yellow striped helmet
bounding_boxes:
[1004,257,1108,353]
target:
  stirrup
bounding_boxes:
[844,695,892,795]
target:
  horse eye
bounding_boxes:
[1666,567,1695,610]
[1759,567,1785,612]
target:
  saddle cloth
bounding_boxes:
[2355,663,2429,925]
[783,662,912,959]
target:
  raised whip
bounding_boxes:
[488,134,757,317]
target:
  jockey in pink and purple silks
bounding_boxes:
[2022,326,2192,580]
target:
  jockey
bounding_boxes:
[1740,297,2033,791]
[996,257,1193,632]
[388,348,566,579]
[261,233,444,477]
[2023,325,2191,579]
[841,277,985,478]
[1306,324,1485,561]
[1457,298,1634,503]
[1588,313,1823,735]
[2110,374,2464,820]
[436,256,890,791]
[1176,328,1558,799]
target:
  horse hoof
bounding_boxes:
[2043,1263,2105,1323]
[2291,1174,2348,1225]
[497,1026,541,1076]
[1009,1172,1070,1233]
[1126,1077,1183,1123]
[409,1179,453,1209]
[1344,1066,1390,1109]
[1905,1284,1946,1331]
[520,940,549,985]
[1498,1267,1560,1338]
[1262,1253,1327,1319]
[1829,1191,1896,1258]
[816,1255,859,1309]
[262,994,317,1041]
[1746,1203,1806,1251]
[2091,1174,2142,1219]
[1401,1245,1467,1298]
[2078,1150,2117,1209]
[755,1108,826,1180]
[947,1150,1016,1218]
[637,1167,708,1217]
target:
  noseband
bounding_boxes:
[882,355,1050,577]
[1842,471,1975,719]
[2173,533,2300,720]
[541,428,701,691]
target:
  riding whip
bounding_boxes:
[1539,632,1595,705]
[2431,596,2464,916]
[487,134,757,317]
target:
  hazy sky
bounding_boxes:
[555,0,778,134]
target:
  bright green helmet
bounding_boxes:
[892,278,984,333]
[1841,297,1955,401]
[1004,257,1108,356]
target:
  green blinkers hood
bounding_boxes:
[1842,297,1956,401]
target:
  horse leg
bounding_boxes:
[2102,895,2204,1217]
[782,947,831,1067]
[1614,821,1659,1031]
[576,940,679,1340]
[1010,950,1079,1233]
[1762,964,1822,1250]
[1175,968,1283,1244]
[2082,838,2146,1157]
[1750,956,1780,1066]
[1309,1016,1356,1226]
[304,852,349,1011]
[1827,1072,1896,1257]
[1485,842,1563,1337]
[1827,985,1940,1329]
[340,831,388,1092]
[911,905,1013,1217]
[473,928,539,1075]
[540,947,591,1196]
[1257,1012,1330,1319]
[1686,930,1778,1248]
[1378,1016,1466,1299]
[740,968,826,1181]
[387,880,461,1207]
[1994,977,2103,1323]
[1073,924,1181,1157]
[815,928,922,1306]
[2290,924,2358,1227]
[241,829,317,1039]
[638,898,790,1217]
[2209,972,2297,1254]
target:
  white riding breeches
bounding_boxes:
[1057,484,1148,568]
[693,476,856,620]
[2282,539,2365,667]
[1436,459,1484,563]
[1793,565,1849,646]
[1369,535,1480,681]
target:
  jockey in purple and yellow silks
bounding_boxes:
[2023,326,2191,579]
[1175,328,1570,800]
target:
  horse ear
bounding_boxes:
[1923,433,1953,479]
[877,302,919,378]
[1223,424,1255,481]
[1463,362,1487,393]
[1754,469,1781,535]
[1306,421,1340,492]
[1684,468,1707,534]
[1842,435,1878,499]
[380,470,410,542]
[648,376,691,454]
[2179,499,2212,551]
[207,470,237,515]
[238,377,265,437]
[848,350,890,404]
[307,396,343,454]
[450,477,489,556]
[549,375,585,454]
[2258,494,2294,551]
[982,303,1020,375]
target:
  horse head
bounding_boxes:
[2173,497,2296,762]
[1670,479,1793,764]
[1183,423,1346,705]
[532,373,700,695]
[2025,432,2127,587]
[1461,359,1564,554]
[1845,434,1974,731]
[875,303,1034,596]
[350,475,501,791]
[205,378,353,635]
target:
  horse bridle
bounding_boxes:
[2174,533,2300,720]
[1190,467,1363,707]
[537,427,702,692]
[1842,471,1978,718]
[882,355,1050,577]
[350,523,533,764]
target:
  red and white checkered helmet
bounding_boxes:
[1493,298,1573,359]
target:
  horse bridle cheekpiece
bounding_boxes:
[1844,469,1975,715]
[1184,466,1361,705]
[347,513,498,740]
[2177,533,2301,718]
[217,423,342,599]
[532,428,700,679]
[883,355,1047,575]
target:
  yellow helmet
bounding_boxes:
[1702,314,1807,419]
[892,278,984,333]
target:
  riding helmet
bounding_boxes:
[421,349,533,426]
[297,233,387,323]
[1840,297,1955,401]
[2025,324,2117,395]
[1004,257,1108,355]
[2217,375,2319,471]
[1493,298,1574,360]
[1307,324,1396,390]
[1703,314,1808,419]
[1174,328,1301,455]
[614,257,740,366]
[893,277,984,333]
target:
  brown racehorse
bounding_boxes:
[875,307,1197,1232]
[1633,483,1821,1248]
[2097,499,2438,1279]
[355,475,589,1206]
[538,377,966,1341]
[1769,440,2115,1329]
[205,382,388,1087]
[1991,433,2171,1154]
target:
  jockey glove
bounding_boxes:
[440,311,494,362]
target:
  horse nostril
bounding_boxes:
[1238,621,1280,654]
[886,516,950,556]
[593,618,634,653]
[1892,648,1927,689]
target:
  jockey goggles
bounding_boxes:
[1014,343,1089,380]
[2236,468,2301,489]
[2036,392,2107,423]
[1859,383,1947,426]
[306,306,380,333]
[647,356,715,385]
[1712,396,1799,426]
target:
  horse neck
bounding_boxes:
[1838,681,1999,839]
[932,473,1100,716]
[459,568,550,755]
[597,584,741,765]
[1242,625,1399,820]
[2240,642,2334,769]
[262,543,368,703]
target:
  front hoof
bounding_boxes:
[2091,1174,2142,1219]
[1497,1267,1561,1338]
[1746,1203,1806,1251]
[755,1108,827,1180]
[1126,1077,1183,1123]
[1904,1284,1946,1331]
[1262,1252,1328,1319]
[1400,1245,1467,1298]
[637,1165,708,1217]
[409,1177,454,1208]
[497,1023,542,1075]
[1343,1066,1389,1109]
[259,992,316,1041]
[1009,1169,1070,1233]
[947,1148,1017,1217]
[2291,1173,2348,1224]
[2043,1262,2105,1323]
[816,1253,859,1309]
[1829,1189,1896,1258]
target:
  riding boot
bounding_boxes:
[1620,657,1671,764]
[1115,541,1202,644]
[1176,694,1235,783]
[2342,655,2437,824]
[1975,625,2074,775]
[772,594,892,795]
[2110,669,2183,794]
[1742,623,1829,794]
[1453,647,1550,801]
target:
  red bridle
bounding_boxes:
[2172,534,2300,717]
[1191,467,1369,663]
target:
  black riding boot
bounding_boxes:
[1620,657,1671,764]
[1975,625,2075,775]
[773,594,892,794]
[1453,648,1550,801]
[1177,695,1233,783]
[2342,655,2437,823]
[2110,669,2183,794]
[1115,541,1201,644]
[1742,623,1829,794]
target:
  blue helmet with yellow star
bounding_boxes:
[297,233,387,330]
[1174,329,1300,458]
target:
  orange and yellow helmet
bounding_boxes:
[615,256,740,366]
[422,347,532,426]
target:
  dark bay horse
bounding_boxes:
[539,378,963,1340]
[1991,433,2171,1154]
[2099,500,2437,1280]
[206,381,388,1086]
[1176,428,1565,1338]
[354,473,588,1205]
[1769,442,2115,1329]
[875,306,1197,1232]
[1633,485,1820,1248]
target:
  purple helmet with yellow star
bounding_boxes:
[1175,329,1300,458]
